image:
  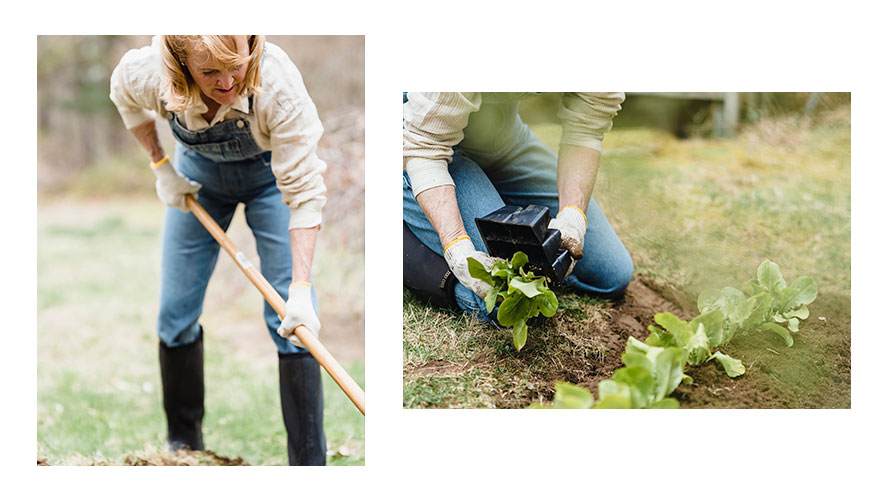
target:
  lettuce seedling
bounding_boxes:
[468,251,558,351]
[528,381,595,409]
[645,311,746,378]
[538,260,817,409]
[699,260,818,347]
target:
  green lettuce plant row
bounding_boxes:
[467,251,558,351]
[531,260,818,409]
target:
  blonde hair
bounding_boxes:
[161,35,265,112]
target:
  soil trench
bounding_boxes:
[408,276,851,409]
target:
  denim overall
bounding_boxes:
[158,97,317,355]
[402,92,634,320]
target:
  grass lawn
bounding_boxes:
[37,198,364,465]
[403,104,850,409]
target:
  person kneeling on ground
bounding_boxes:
[402,92,634,319]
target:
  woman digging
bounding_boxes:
[110,35,327,465]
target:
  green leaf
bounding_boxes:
[653,312,692,345]
[527,297,541,319]
[648,398,680,409]
[653,347,685,399]
[698,289,727,314]
[484,282,502,313]
[594,396,633,408]
[510,251,529,270]
[743,292,772,331]
[646,324,680,348]
[645,325,669,347]
[550,382,594,409]
[722,286,747,307]
[690,310,724,348]
[785,305,810,320]
[681,374,694,385]
[597,379,622,400]
[725,287,754,325]
[757,260,787,293]
[497,292,530,327]
[708,351,746,377]
[509,276,545,299]
[595,380,633,409]
[467,257,493,284]
[722,323,739,346]
[624,338,684,400]
[624,336,653,363]
[536,290,559,317]
[491,260,512,280]
[487,251,561,353]
[622,352,652,372]
[612,365,656,408]
[513,320,528,351]
[684,322,712,365]
[760,322,793,347]
[787,317,799,332]
[780,276,818,311]
[746,280,768,297]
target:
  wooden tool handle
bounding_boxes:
[185,195,365,415]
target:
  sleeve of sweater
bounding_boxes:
[261,50,328,230]
[402,92,482,196]
[263,100,327,230]
[558,92,625,151]
[109,40,164,129]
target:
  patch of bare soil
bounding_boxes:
[519,278,689,406]
[542,278,850,409]
[672,293,851,408]
[38,449,249,466]
[410,276,850,409]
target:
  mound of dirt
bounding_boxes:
[535,277,850,409]
[526,279,688,404]
[405,278,688,408]
[406,275,851,409]
[38,448,249,466]
[671,292,851,408]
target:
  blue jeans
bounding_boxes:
[403,99,633,321]
[158,142,317,354]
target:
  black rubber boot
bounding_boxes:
[278,351,327,466]
[158,333,205,451]
[403,222,459,309]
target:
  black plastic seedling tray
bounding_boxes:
[475,205,573,283]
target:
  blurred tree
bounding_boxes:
[38,36,150,174]
[519,92,850,138]
[37,35,364,196]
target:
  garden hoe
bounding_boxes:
[184,194,366,416]
[475,205,574,284]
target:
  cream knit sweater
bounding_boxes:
[110,37,327,230]
[403,92,624,196]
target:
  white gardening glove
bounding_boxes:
[548,206,587,259]
[443,237,495,298]
[276,282,321,348]
[150,157,202,213]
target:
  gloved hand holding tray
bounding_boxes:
[475,205,574,284]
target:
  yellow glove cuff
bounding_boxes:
[442,235,471,253]
[150,156,170,169]
[557,205,588,227]
[290,281,312,288]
